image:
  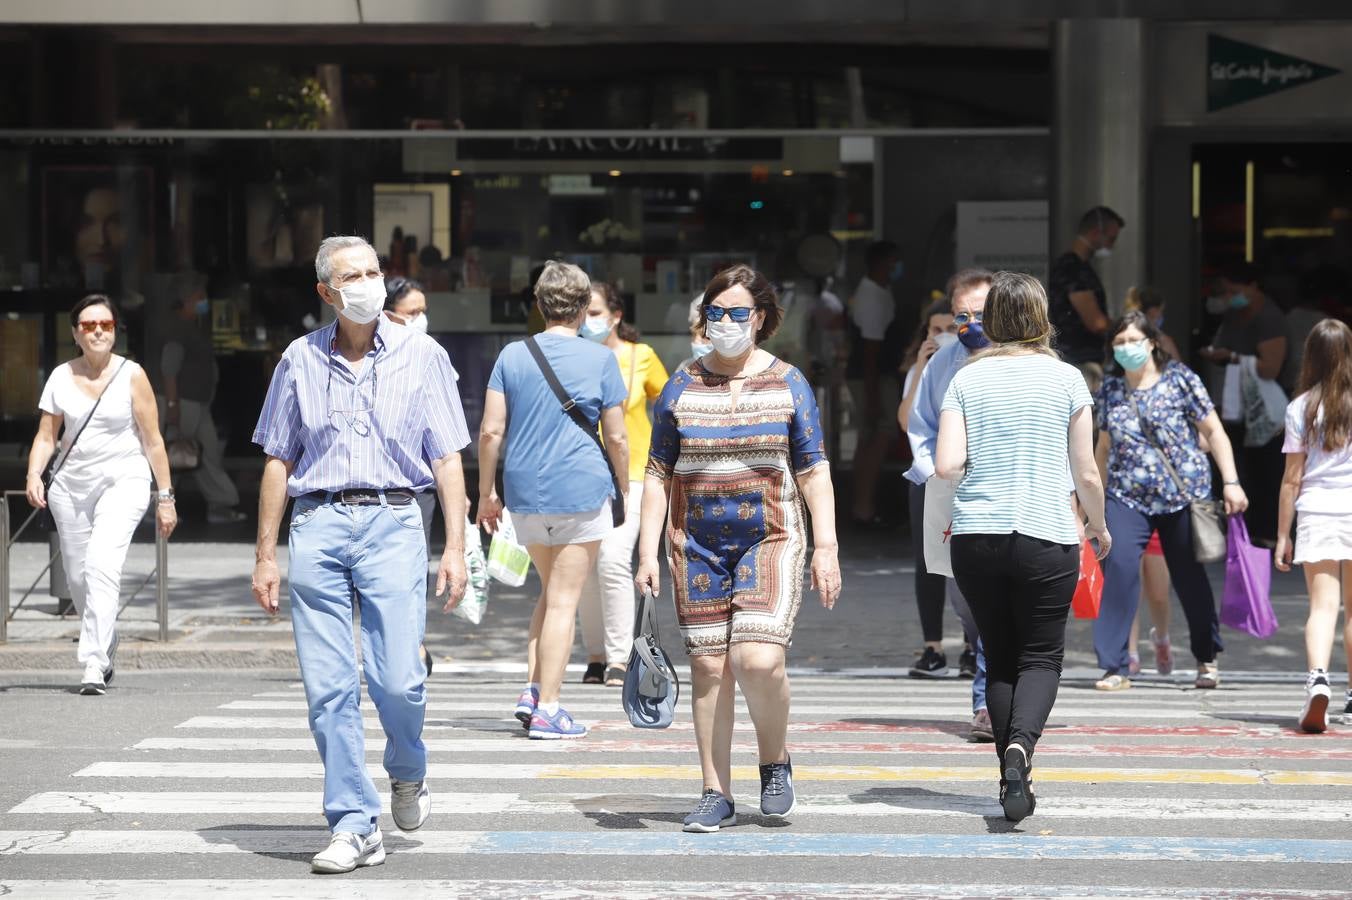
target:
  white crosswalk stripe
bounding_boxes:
[3,668,1351,898]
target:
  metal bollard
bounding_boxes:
[1,500,9,644]
[156,530,169,642]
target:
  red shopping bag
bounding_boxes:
[1072,540,1102,619]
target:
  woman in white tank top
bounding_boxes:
[25,295,178,695]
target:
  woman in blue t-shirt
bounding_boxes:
[477,261,629,740]
[1093,311,1249,692]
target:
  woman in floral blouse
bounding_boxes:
[1093,312,1249,691]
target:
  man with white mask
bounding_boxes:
[1048,206,1125,380]
[251,235,472,874]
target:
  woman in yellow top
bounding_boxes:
[578,282,670,685]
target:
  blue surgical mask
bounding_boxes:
[957,320,990,350]
[1150,314,1164,330]
[1113,340,1151,372]
[1229,292,1250,310]
[580,314,612,342]
[889,261,904,283]
[194,298,210,317]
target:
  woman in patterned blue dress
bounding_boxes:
[1093,311,1249,691]
[635,265,840,833]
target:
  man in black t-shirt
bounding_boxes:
[1048,206,1124,371]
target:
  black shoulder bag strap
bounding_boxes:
[524,337,625,528]
[46,358,131,488]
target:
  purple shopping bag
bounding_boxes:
[1220,515,1279,639]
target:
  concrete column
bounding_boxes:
[1052,19,1149,316]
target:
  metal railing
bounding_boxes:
[2,490,169,644]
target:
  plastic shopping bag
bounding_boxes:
[1220,515,1278,638]
[451,518,490,625]
[1072,539,1103,619]
[486,508,531,587]
[1239,355,1287,448]
[922,476,957,578]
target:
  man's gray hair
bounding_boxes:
[315,235,376,284]
[534,260,592,323]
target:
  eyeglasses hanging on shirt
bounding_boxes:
[326,357,378,436]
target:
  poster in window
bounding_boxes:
[246,184,325,270]
[41,165,154,295]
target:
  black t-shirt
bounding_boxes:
[1048,251,1107,365]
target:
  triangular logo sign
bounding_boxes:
[1208,34,1341,111]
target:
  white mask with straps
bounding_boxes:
[332,276,385,325]
[706,319,755,357]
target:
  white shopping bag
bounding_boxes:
[451,518,491,624]
[1239,355,1287,447]
[922,476,957,578]
[486,508,531,587]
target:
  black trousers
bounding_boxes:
[952,532,1078,762]
[908,480,949,644]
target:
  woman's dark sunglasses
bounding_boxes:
[704,306,754,323]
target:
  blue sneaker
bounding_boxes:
[683,789,736,833]
[514,686,538,730]
[759,758,796,818]
[528,705,588,740]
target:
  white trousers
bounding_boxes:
[578,480,644,666]
[48,477,150,674]
[158,396,239,509]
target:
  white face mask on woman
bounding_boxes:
[332,277,386,325]
[405,312,429,334]
[706,318,755,357]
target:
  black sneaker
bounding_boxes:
[683,789,735,833]
[1343,691,1352,725]
[909,647,949,678]
[1300,670,1331,734]
[958,646,977,680]
[759,758,796,819]
[1000,745,1035,823]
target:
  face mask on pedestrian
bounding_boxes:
[1229,291,1250,310]
[1113,339,1151,371]
[404,312,428,335]
[956,316,989,350]
[690,341,713,360]
[933,332,959,351]
[331,277,385,325]
[889,261,904,283]
[581,314,613,342]
[1094,246,1113,261]
[705,318,755,357]
[1150,312,1165,330]
[193,297,210,317]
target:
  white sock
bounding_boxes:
[539,700,560,716]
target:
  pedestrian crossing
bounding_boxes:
[3,669,1352,898]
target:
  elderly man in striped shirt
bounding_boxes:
[250,235,471,874]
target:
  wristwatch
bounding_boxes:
[157,488,176,502]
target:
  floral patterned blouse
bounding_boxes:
[1096,361,1215,515]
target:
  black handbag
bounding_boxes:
[524,337,625,528]
[1129,393,1227,564]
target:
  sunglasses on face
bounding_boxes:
[953,312,983,326]
[704,306,755,323]
[78,320,116,334]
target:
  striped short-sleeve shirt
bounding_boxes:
[940,353,1092,546]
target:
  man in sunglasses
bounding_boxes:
[250,235,471,875]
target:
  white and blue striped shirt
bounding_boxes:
[941,353,1092,546]
[252,316,471,497]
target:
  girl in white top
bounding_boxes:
[935,271,1109,824]
[26,295,177,695]
[1277,318,1352,733]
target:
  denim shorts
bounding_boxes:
[514,499,613,547]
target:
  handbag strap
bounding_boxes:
[631,586,675,698]
[49,358,130,482]
[525,336,625,526]
[1128,390,1191,499]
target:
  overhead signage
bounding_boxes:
[455,136,783,162]
[1207,34,1341,112]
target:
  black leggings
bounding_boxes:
[908,480,948,644]
[952,532,1078,763]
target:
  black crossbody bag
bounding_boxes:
[524,337,625,528]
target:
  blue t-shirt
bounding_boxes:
[487,333,627,514]
[1096,361,1215,515]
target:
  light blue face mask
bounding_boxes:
[690,342,713,359]
[194,298,210,317]
[580,315,613,342]
[1113,340,1151,372]
[1229,292,1250,310]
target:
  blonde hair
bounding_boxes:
[534,260,592,323]
[976,271,1057,359]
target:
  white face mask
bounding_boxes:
[405,312,428,334]
[933,332,959,350]
[706,318,755,357]
[332,276,385,325]
[1094,246,1113,260]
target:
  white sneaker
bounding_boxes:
[391,779,430,831]
[310,829,385,874]
[1300,670,1331,734]
[79,664,106,696]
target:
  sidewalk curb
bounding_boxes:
[0,642,299,670]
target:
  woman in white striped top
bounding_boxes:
[935,271,1110,823]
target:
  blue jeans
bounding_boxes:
[1093,496,1223,675]
[946,580,988,714]
[288,494,429,835]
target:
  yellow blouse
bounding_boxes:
[611,341,669,483]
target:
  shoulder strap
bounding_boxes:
[49,358,130,481]
[524,337,625,527]
[1128,391,1188,497]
